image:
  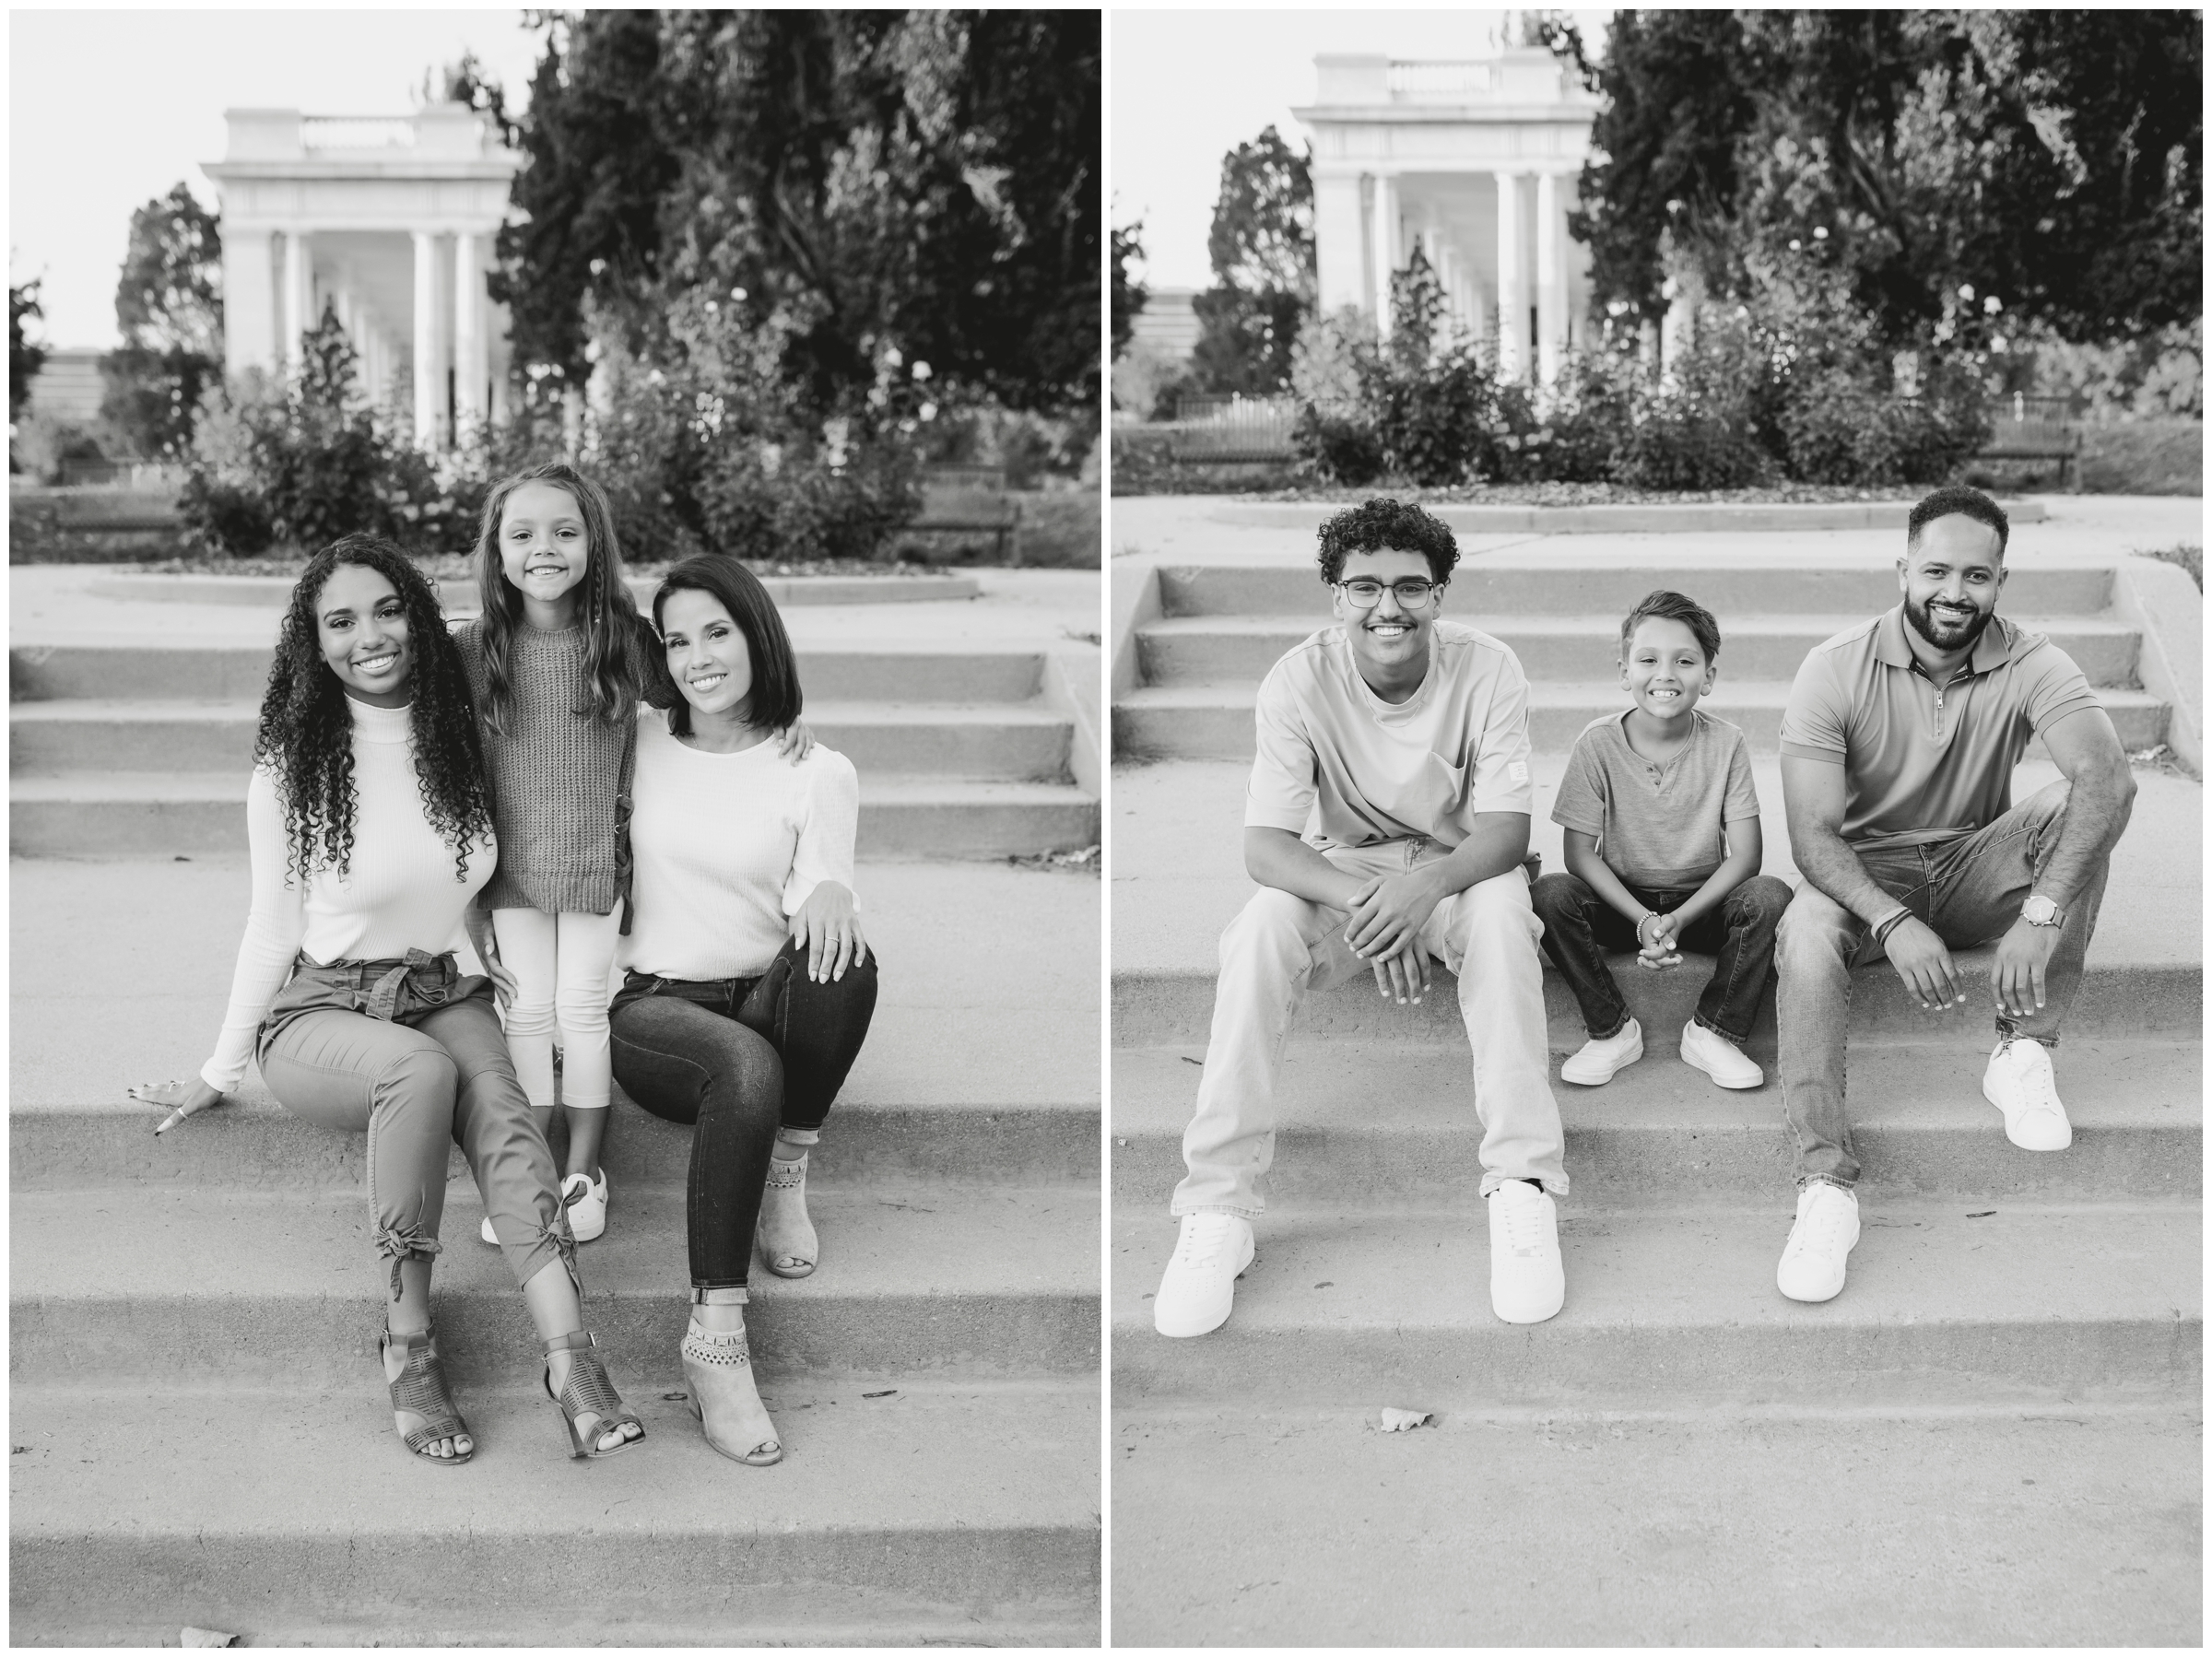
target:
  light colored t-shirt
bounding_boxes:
[1243,619,1535,849]
[618,711,861,981]
[201,698,496,1093]
[1779,606,2102,849]
[1551,709,1761,887]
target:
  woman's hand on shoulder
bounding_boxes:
[125,1075,225,1131]
[773,721,816,764]
[792,880,867,982]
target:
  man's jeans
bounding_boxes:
[1776,781,2110,1190]
[1173,838,1565,1218]
[1530,871,1794,1044]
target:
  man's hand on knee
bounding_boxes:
[1344,869,1447,963]
[1990,918,2058,1021]
[1369,937,1434,1005]
[1883,916,1967,1012]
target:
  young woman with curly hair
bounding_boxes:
[126,535,645,1468]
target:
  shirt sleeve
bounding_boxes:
[1722,727,1762,819]
[2018,639,2102,734]
[783,749,862,919]
[1242,661,1320,833]
[1778,648,1850,765]
[1466,647,1535,816]
[1549,729,1606,836]
[199,768,309,1094]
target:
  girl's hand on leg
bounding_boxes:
[792,881,866,982]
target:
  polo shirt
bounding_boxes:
[1245,619,1535,850]
[1779,606,2101,849]
[1551,709,1761,887]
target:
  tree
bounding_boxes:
[99,182,224,458]
[11,279,46,420]
[1569,10,2203,346]
[497,10,1100,415]
[1188,125,1315,395]
[1112,220,1146,359]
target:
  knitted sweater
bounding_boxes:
[618,711,862,981]
[199,698,495,1093]
[453,616,655,915]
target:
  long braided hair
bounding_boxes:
[254,535,492,883]
[469,460,648,736]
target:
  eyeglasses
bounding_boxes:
[1338,578,1441,609]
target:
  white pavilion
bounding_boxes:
[203,104,521,448]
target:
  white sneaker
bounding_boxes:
[1680,1019,1763,1089]
[1153,1213,1255,1337]
[1560,1017,1642,1086]
[1486,1180,1565,1323]
[562,1169,608,1242]
[1983,1038,2073,1151]
[1775,1182,1860,1302]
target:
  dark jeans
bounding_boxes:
[1530,870,1794,1044]
[607,937,878,1290]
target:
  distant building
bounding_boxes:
[1129,287,1201,364]
[17,347,105,426]
[1294,20,1604,386]
[202,103,521,449]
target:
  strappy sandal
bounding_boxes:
[682,1289,782,1466]
[541,1330,645,1460]
[381,1326,473,1468]
[759,1152,818,1278]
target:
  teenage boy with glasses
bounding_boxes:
[1151,498,1569,1338]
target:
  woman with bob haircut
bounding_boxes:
[610,553,879,1465]
[126,534,646,1467]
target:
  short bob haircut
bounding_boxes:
[1907,483,2010,559]
[1618,588,1722,665]
[1316,496,1461,587]
[650,554,803,737]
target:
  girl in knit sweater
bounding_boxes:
[454,462,804,1244]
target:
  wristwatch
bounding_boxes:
[2021,894,2065,928]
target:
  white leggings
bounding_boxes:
[491,905,625,1111]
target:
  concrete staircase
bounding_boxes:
[1108,539,2201,1644]
[10,586,1100,1644]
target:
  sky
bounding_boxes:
[1112,8,1609,292]
[9,9,547,348]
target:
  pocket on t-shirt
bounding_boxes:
[1401,751,1467,832]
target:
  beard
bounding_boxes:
[1904,592,1994,652]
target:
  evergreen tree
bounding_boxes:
[1188,125,1314,396]
[99,182,224,458]
[10,279,47,420]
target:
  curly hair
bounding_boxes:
[1315,497,1461,586]
[254,535,491,884]
[471,460,647,736]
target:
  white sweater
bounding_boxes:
[618,711,861,981]
[199,699,495,1092]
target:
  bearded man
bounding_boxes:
[1770,485,2136,1302]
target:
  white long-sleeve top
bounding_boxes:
[199,698,495,1093]
[618,711,861,981]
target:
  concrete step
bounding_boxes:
[10,772,1100,859]
[1136,611,2144,687]
[1113,678,2171,760]
[1156,560,2117,620]
[11,1380,1097,1647]
[1111,1205,2201,1407]
[1111,1403,2198,1646]
[1112,939,2200,1047]
[10,641,1050,705]
[1110,1038,2202,1208]
[12,1183,1098,1387]
[10,698,1077,782]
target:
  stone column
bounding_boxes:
[221,227,277,379]
[282,229,313,375]
[1370,172,1400,341]
[1312,171,1369,317]
[1535,171,1568,389]
[453,229,488,435]
[1494,172,1526,382]
[412,230,442,448]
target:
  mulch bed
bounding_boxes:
[100,554,959,582]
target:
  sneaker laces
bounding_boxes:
[1496,1187,1550,1257]
[2000,1041,2060,1113]
[1173,1213,1238,1270]
[1787,1189,1851,1261]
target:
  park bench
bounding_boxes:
[1165,394,1300,464]
[906,463,1021,560]
[1969,393,2083,488]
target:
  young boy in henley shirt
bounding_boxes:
[1151,498,1569,1340]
